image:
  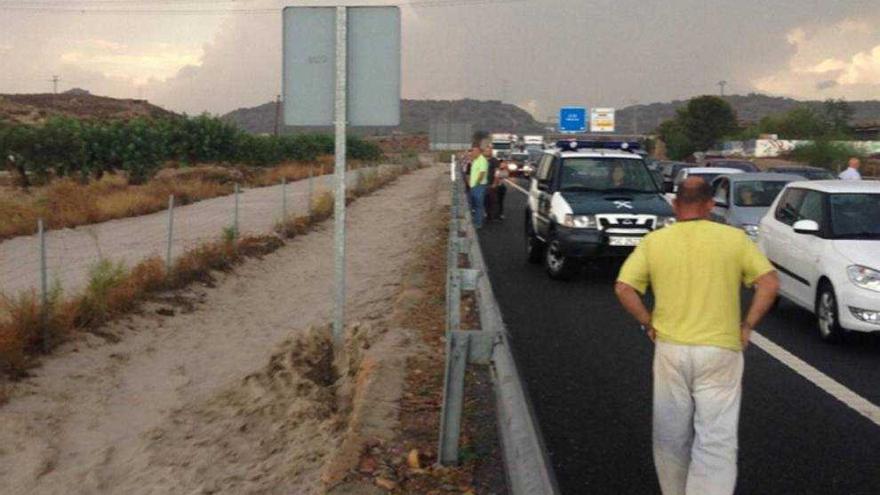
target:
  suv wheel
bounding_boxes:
[545,239,575,280]
[525,210,544,264]
[816,282,844,343]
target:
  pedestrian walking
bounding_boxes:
[838,157,862,180]
[614,177,779,495]
[468,145,489,228]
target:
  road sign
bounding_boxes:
[559,107,587,133]
[590,107,615,133]
[282,7,401,126]
[282,6,400,344]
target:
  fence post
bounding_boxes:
[233,183,240,238]
[38,219,49,352]
[165,195,175,275]
[438,331,470,465]
[308,165,314,217]
[281,177,288,221]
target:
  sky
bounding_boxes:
[0,0,878,118]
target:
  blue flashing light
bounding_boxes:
[554,140,641,152]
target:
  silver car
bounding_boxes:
[710,173,803,240]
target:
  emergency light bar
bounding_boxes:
[554,140,641,152]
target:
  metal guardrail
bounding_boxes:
[438,156,558,495]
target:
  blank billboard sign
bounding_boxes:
[282,7,400,127]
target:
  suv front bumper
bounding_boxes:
[555,226,640,258]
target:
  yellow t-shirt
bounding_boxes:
[469,155,489,188]
[617,220,774,351]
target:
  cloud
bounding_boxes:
[59,39,203,85]
[752,15,880,100]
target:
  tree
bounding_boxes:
[656,119,694,160]
[821,99,854,137]
[677,96,738,152]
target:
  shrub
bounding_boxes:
[790,140,864,171]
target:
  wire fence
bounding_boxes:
[0,164,396,300]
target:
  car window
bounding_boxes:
[537,155,553,181]
[829,193,880,239]
[733,180,789,207]
[797,191,825,225]
[558,157,658,193]
[712,179,729,204]
[774,188,806,226]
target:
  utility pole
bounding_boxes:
[273,94,282,137]
[49,75,60,94]
[718,80,727,97]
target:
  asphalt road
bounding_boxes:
[477,181,880,494]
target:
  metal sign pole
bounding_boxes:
[333,5,348,345]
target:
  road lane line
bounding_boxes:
[750,331,880,427]
[504,177,880,426]
[506,179,528,195]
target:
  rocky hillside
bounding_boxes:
[222,98,545,135]
[0,89,178,125]
[614,94,880,134]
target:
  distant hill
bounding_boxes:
[0,92,177,125]
[614,94,880,134]
[222,98,545,135]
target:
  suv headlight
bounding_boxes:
[657,216,676,228]
[742,224,759,240]
[562,214,598,229]
[847,265,880,292]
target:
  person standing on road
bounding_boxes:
[495,160,509,220]
[838,157,862,180]
[484,146,501,221]
[614,177,780,495]
[468,145,489,228]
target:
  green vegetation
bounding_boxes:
[0,115,382,186]
[790,140,864,171]
[657,96,738,160]
[738,99,855,140]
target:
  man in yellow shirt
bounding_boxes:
[615,177,779,495]
[468,145,489,228]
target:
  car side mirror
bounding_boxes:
[537,182,549,192]
[714,199,728,208]
[793,219,820,235]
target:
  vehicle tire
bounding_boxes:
[816,282,844,343]
[525,210,544,264]
[545,238,575,280]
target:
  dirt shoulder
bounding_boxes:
[0,165,450,494]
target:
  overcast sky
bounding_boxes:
[0,0,878,118]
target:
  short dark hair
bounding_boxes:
[676,177,713,204]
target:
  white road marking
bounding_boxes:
[504,176,880,427]
[750,331,880,427]
[505,179,529,195]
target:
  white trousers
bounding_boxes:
[653,341,744,495]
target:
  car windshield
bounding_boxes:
[559,158,658,193]
[492,142,511,150]
[691,172,721,184]
[713,161,756,171]
[733,181,788,207]
[830,193,880,239]
[804,169,835,180]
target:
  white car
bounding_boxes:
[672,167,743,193]
[758,180,880,342]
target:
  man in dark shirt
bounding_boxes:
[484,147,501,221]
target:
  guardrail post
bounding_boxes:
[438,331,470,465]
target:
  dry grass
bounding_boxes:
[0,162,425,376]
[0,174,233,240]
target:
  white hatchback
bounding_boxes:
[758,180,880,341]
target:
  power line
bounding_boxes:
[0,0,526,13]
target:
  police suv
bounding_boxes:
[525,140,675,279]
